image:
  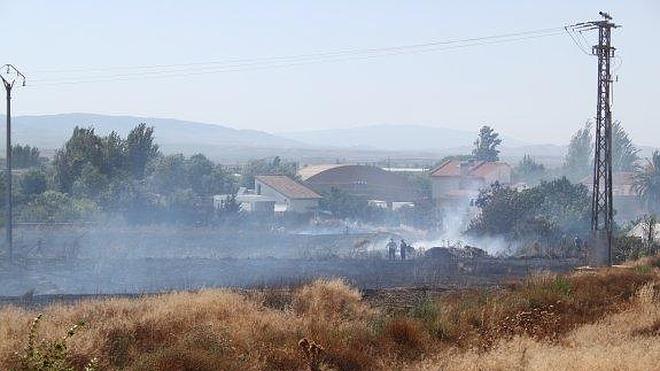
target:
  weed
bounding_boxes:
[15,314,94,371]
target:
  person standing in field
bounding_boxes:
[400,239,408,260]
[386,238,397,260]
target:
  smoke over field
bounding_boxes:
[0,222,582,300]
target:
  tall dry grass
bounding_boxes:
[415,281,660,371]
[0,280,397,370]
[0,260,658,370]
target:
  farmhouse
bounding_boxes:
[254,175,322,214]
[298,164,417,205]
[429,160,512,208]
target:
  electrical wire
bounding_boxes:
[564,25,592,56]
[32,26,566,76]
[28,27,569,87]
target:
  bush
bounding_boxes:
[15,314,95,371]
[18,191,98,223]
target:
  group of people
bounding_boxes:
[386,238,413,260]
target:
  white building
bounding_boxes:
[254,175,322,214]
[213,193,276,215]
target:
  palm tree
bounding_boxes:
[633,151,660,213]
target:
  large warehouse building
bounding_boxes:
[298,164,417,203]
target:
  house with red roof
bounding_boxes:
[429,160,512,208]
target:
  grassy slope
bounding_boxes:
[0,257,659,371]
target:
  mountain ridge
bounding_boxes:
[279,123,529,152]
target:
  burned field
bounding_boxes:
[0,225,579,300]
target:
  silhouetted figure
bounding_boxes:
[574,236,583,253]
[400,239,408,260]
[386,238,397,260]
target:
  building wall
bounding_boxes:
[255,179,286,203]
[288,198,320,213]
[255,179,318,214]
[481,166,512,185]
[431,177,460,200]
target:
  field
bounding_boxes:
[0,256,659,371]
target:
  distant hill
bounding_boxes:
[0,113,304,153]
[279,124,528,152]
[6,114,645,166]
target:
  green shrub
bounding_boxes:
[16,314,96,371]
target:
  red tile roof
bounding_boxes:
[470,161,511,177]
[255,176,322,199]
[430,160,510,178]
[429,160,470,177]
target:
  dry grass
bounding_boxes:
[0,280,390,370]
[0,259,658,371]
[415,281,660,371]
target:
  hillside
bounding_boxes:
[0,114,565,164]
[1,113,304,153]
[6,114,654,166]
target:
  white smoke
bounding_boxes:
[411,200,517,256]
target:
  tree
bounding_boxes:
[468,178,591,244]
[71,162,108,199]
[514,154,546,184]
[19,191,98,222]
[240,156,299,187]
[11,144,41,169]
[563,121,593,181]
[149,154,188,195]
[126,123,159,179]
[319,187,378,220]
[54,127,105,193]
[639,214,658,255]
[20,169,48,198]
[186,154,234,196]
[472,125,502,162]
[612,121,640,172]
[633,151,660,214]
[564,120,639,180]
[101,131,126,177]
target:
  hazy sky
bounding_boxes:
[2,1,658,145]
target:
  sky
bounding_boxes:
[1,0,659,146]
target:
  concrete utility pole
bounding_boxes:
[588,13,619,266]
[0,64,26,262]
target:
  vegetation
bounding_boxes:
[634,150,660,214]
[468,178,591,246]
[239,156,298,188]
[15,314,94,371]
[319,186,439,229]
[564,120,639,181]
[472,125,502,162]
[514,154,547,184]
[613,120,640,172]
[11,144,42,169]
[5,124,245,225]
[0,259,658,370]
[563,121,593,181]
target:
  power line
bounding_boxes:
[33,26,566,75]
[564,26,592,56]
[29,27,568,86]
